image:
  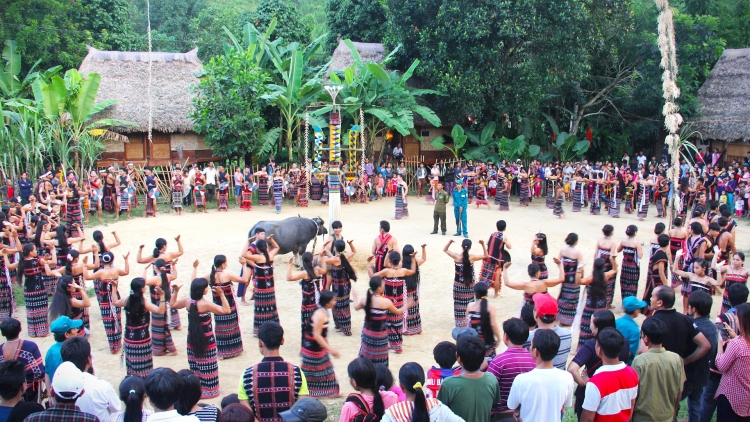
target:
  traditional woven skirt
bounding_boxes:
[195,191,205,208]
[71,289,90,333]
[0,275,14,321]
[531,254,548,280]
[453,281,474,327]
[519,179,530,205]
[394,195,409,219]
[65,200,83,236]
[619,250,640,299]
[321,185,329,204]
[273,190,283,210]
[42,274,57,295]
[98,282,122,353]
[557,281,580,326]
[212,282,243,358]
[240,191,253,210]
[124,318,153,378]
[494,186,503,205]
[301,346,339,397]
[150,287,176,355]
[360,325,389,367]
[172,190,183,208]
[578,293,607,350]
[169,306,181,329]
[554,197,564,216]
[120,193,130,211]
[590,195,601,215]
[609,198,620,217]
[404,289,421,335]
[385,290,405,353]
[637,201,649,219]
[253,284,279,336]
[655,198,664,217]
[300,278,320,341]
[467,178,475,199]
[331,269,352,336]
[572,187,584,212]
[297,184,308,207]
[24,282,49,337]
[478,258,500,288]
[258,178,270,205]
[546,181,555,208]
[722,274,748,313]
[311,180,322,200]
[146,198,156,216]
[187,313,220,399]
[498,190,510,211]
[218,190,229,211]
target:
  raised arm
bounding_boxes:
[108,231,121,249]
[416,244,427,266]
[471,239,489,262]
[502,263,526,290]
[118,252,130,276]
[136,245,151,264]
[671,252,692,279]
[443,240,460,260]
[69,280,91,309]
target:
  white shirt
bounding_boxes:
[202,167,217,184]
[507,367,575,422]
[76,372,121,422]
[636,155,647,167]
[146,410,200,422]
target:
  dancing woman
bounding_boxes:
[531,233,549,280]
[557,233,584,326]
[170,278,230,399]
[14,244,49,337]
[353,277,404,368]
[47,275,91,333]
[672,255,722,298]
[503,259,565,308]
[681,222,708,313]
[84,251,130,353]
[518,167,530,206]
[643,235,670,316]
[617,225,642,299]
[464,283,501,359]
[63,182,84,238]
[143,259,179,356]
[403,244,426,336]
[143,167,158,218]
[272,169,285,213]
[496,169,510,211]
[546,169,560,209]
[636,172,654,221]
[80,230,121,304]
[172,168,183,216]
[395,174,409,219]
[668,217,688,289]
[301,290,340,398]
[245,237,281,336]
[368,250,417,354]
[137,236,184,334]
[287,252,326,343]
[112,278,165,377]
[571,170,588,212]
[608,170,624,218]
[576,258,619,350]
[197,255,249,359]
[713,252,749,313]
[595,225,618,307]
[321,239,357,336]
[443,239,487,327]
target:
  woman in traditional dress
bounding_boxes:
[301,290,340,397]
[607,170,622,218]
[353,277,403,368]
[443,239,487,327]
[671,255,722,300]
[546,168,560,209]
[170,277,229,399]
[321,239,357,336]
[287,252,326,343]
[557,233,584,326]
[193,171,207,213]
[0,318,46,402]
[636,172,653,221]
[464,283,501,359]
[245,237,281,336]
[144,167,158,218]
[681,222,708,313]
[239,180,253,211]
[553,182,565,218]
[668,217,688,289]
[571,170,587,212]
[594,225,618,307]
[83,251,129,353]
[575,258,619,350]
[531,233,549,280]
[258,169,270,206]
[643,234,670,316]
[589,172,605,215]
[63,182,83,238]
[502,259,565,309]
[47,275,91,334]
[0,247,18,321]
[143,258,179,355]
[403,244,426,336]
[14,244,49,337]
[497,169,510,211]
[394,174,409,219]
[198,255,249,359]
[655,173,670,218]
[172,168,183,216]
[79,230,121,305]
[86,170,103,223]
[713,252,749,313]
[137,236,184,336]
[217,166,229,211]
[368,250,416,354]
[272,169,285,214]
[113,278,165,377]
[518,167,531,206]
[297,168,309,207]
[115,169,132,220]
[617,225,642,299]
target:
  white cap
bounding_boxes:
[52,361,85,399]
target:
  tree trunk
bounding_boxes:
[569,103,581,135]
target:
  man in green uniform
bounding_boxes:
[431,182,450,235]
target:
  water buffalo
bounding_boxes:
[249,216,327,266]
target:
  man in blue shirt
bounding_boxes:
[616,296,645,364]
[45,316,82,386]
[451,179,468,238]
[17,173,32,205]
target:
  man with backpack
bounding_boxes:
[238,322,308,421]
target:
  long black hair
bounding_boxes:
[301,252,316,279]
[403,244,420,291]
[565,233,578,246]
[67,181,79,199]
[118,376,146,422]
[335,240,357,281]
[49,275,74,321]
[153,258,171,302]
[33,221,44,249]
[347,358,385,418]
[153,238,166,259]
[256,239,271,264]
[17,243,36,286]
[398,362,429,422]
[461,239,473,286]
[590,258,607,299]
[535,233,548,256]
[364,277,382,322]
[93,230,106,254]
[474,283,495,346]
[124,278,146,317]
[65,249,80,275]
[56,225,69,258]
[187,278,209,356]
[210,255,226,286]
[175,370,201,415]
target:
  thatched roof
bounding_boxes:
[78,47,202,133]
[694,48,750,142]
[329,41,385,72]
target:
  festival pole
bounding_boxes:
[325,85,343,231]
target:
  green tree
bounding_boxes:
[191,49,270,160]
[244,0,310,45]
[325,0,386,53]
[0,40,61,101]
[80,0,139,51]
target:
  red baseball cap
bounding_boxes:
[532,293,558,319]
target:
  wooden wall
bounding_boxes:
[98,131,218,167]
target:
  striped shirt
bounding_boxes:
[582,363,639,422]
[523,325,572,370]
[487,347,536,411]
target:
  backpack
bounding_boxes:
[345,393,379,422]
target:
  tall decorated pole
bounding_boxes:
[325,85,343,229]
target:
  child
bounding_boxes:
[735,194,744,217]
[719,191,728,208]
[377,174,384,199]
[426,341,461,399]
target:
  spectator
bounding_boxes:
[519,303,536,331]
[0,360,43,422]
[382,362,463,422]
[487,318,536,421]
[26,361,98,422]
[616,296,645,364]
[144,368,199,422]
[700,282,749,422]
[580,328,639,422]
[176,370,219,422]
[17,173,31,205]
[45,316,82,387]
[425,341,460,398]
[438,336,501,422]
[393,145,404,161]
[711,148,722,167]
[682,291,718,421]
[339,358,397,422]
[523,293,572,370]
[60,337,120,422]
[279,397,327,422]
[202,162,217,203]
[219,395,239,411]
[631,318,685,421]
[217,404,252,422]
[110,376,151,422]
[0,318,44,402]
[568,310,630,419]
[714,303,750,420]
[507,329,576,422]
[375,365,406,402]
[636,151,647,168]
[238,322,307,422]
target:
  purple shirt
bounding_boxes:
[487,347,536,412]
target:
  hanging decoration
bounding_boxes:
[313,125,325,180]
[345,126,359,181]
[328,112,342,193]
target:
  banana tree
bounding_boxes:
[463,122,499,162]
[0,40,61,101]
[431,124,467,158]
[544,114,589,162]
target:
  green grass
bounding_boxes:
[13,284,95,307]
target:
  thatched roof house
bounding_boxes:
[329,41,384,72]
[79,47,214,166]
[694,48,750,163]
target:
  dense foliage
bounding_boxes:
[324,0,386,53]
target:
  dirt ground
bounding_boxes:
[16,194,748,410]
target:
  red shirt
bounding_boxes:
[582,363,639,421]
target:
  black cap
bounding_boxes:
[279,398,327,422]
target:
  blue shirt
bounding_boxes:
[452,187,468,209]
[18,179,32,197]
[44,342,63,382]
[616,314,640,364]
